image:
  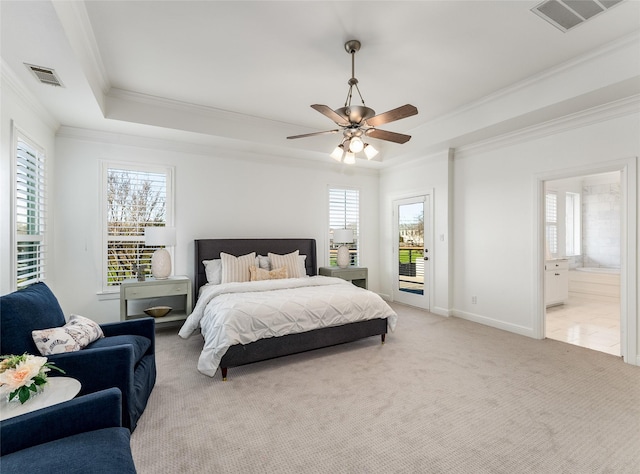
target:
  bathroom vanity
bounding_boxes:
[545,258,569,307]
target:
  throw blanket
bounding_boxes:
[179,276,397,377]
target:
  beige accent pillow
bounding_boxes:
[221,252,256,283]
[268,250,304,278]
[32,314,104,356]
[249,265,288,281]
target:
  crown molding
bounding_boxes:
[1,59,59,131]
[51,0,110,111]
[454,94,640,160]
[55,125,381,176]
[106,87,295,130]
[419,31,640,132]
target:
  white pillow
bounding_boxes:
[268,250,305,278]
[202,259,222,285]
[221,252,256,283]
[256,255,271,270]
[32,314,104,356]
[298,255,308,277]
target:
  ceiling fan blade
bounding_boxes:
[365,104,418,127]
[287,129,340,140]
[310,104,350,125]
[366,128,412,144]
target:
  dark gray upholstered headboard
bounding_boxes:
[194,238,317,300]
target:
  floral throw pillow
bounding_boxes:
[32,314,104,356]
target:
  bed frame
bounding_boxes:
[194,238,388,380]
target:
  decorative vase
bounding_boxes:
[151,248,171,279]
[6,383,45,404]
[337,245,350,268]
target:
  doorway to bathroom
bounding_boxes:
[544,171,621,356]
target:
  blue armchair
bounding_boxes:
[1,388,137,473]
[0,282,156,431]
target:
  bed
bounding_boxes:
[178,238,397,379]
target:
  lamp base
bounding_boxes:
[337,245,350,269]
[151,248,171,279]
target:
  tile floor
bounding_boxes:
[545,293,621,356]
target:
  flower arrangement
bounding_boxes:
[0,354,65,404]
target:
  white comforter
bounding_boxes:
[178,276,397,377]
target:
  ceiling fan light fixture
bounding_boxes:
[343,152,356,165]
[330,145,345,161]
[286,39,418,165]
[363,143,378,160]
[349,136,364,153]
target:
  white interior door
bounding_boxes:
[393,195,430,309]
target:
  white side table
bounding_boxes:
[319,266,368,289]
[120,276,192,324]
[0,376,81,421]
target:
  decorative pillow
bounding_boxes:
[268,250,305,278]
[254,255,306,275]
[249,265,288,281]
[256,255,271,270]
[32,314,104,356]
[221,252,256,283]
[298,255,308,277]
[202,259,222,285]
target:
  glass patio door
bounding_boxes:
[393,196,430,309]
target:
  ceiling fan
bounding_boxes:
[287,39,418,164]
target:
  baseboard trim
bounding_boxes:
[432,306,452,317]
[452,309,535,338]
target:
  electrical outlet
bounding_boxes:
[471,296,477,304]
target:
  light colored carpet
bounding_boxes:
[131,303,640,473]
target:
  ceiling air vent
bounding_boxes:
[24,63,64,87]
[531,0,626,32]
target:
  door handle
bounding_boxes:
[424,257,429,261]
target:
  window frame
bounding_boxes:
[101,161,174,293]
[545,191,558,258]
[12,125,47,291]
[328,186,360,267]
[565,191,581,257]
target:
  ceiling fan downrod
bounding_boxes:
[344,40,365,108]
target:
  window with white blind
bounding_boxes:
[328,187,359,266]
[14,132,46,290]
[103,163,173,291]
[545,192,558,258]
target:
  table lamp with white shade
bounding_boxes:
[144,226,176,279]
[333,228,354,269]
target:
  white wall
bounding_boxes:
[451,111,639,362]
[378,149,453,315]
[380,108,639,364]
[52,131,381,323]
[0,70,57,296]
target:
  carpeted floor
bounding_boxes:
[130,303,640,473]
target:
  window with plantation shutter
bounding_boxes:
[103,163,173,291]
[328,187,359,266]
[14,133,46,289]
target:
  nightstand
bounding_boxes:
[319,266,368,289]
[120,276,192,325]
